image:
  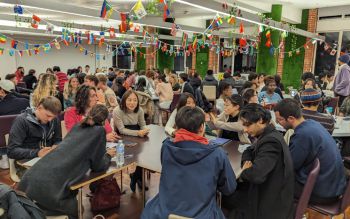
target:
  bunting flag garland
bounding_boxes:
[131,0,147,20]
[0,34,7,44]
[216,15,223,26]
[11,40,18,49]
[0,48,3,55]
[258,25,264,33]
[100,0,113,20]
[31,15,41,29]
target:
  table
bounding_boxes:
[122,125,242,205]
[333,117,350,137]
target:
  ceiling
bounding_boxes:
[237,0,350,9]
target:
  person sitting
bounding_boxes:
[240,81,257,94]
[216,82,233,114]
[179,73,194,96]
[7,97,62,162]
[64,85,119,142]
[274,99,346,204]
[260,75,284,100]
[63,76,79,109]
[208,94,250,144]
[141,106,236,219]
[248,73,258,84]
[340,96,350,117]
[156,74,173,110]
[165,92,197,136]
[23,69,37,90]
[189,72,202,91]
[300,88,335,134]
[318,73,328,90]
[202,69,218,88]
[30,73,59,108]
[135,77,152,96]
[97,74,119,112]
[112,74,126,100]
[223,103,294,219]
[5,73,31,98]
[326,71,335,90]
[241,88,258,105]
[18,105,115,218]
[219,72,235,88]
[84,75,105,104]
[257,73,266,92]
[258,76,282,105]
[113,90,150,192]
[0,80,29,116]
[168,74,181,93]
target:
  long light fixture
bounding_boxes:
[175,0,288,32]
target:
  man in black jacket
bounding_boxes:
[22,69,37,90]
[7,96,62,161]
[223,103,294,219]
[0,80,29,116]
[179,73,194,96]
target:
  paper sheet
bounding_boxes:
[22,157,41,167]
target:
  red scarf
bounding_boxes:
[174,129,209,145]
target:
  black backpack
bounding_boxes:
[0,184,45,219]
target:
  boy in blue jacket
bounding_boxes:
[141,106,236,219]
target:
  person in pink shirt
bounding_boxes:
[15,66,25,83]
[64,85,120,142]
[53,66,68,93]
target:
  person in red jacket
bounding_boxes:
[53,66,68,93]
[15,66,25,83]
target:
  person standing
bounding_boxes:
[23,69,37,90]
[14,67,25,83]
[53,66,68,93]
[333,54,350,106]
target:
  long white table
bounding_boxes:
[333,117,350,137]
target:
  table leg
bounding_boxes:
[120,170,123,192]
[78,188,83,219]
[142,167,146,207]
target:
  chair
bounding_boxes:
[202,86,216,102]
[324,97,339,115]
[0,115,18,151]
[294,158,320,219]
[309,172,350,218]
[159,94,181,125]
[168,214,193,219]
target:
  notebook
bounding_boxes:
[209,138,231,146]
[22,157,41,167]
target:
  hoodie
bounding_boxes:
[7,108,62,160]
[141,133,236,219]
[202,75,218,87]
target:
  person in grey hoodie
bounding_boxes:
[334,54,350,106]
[202,69,218,87]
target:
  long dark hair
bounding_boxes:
[81,104,109,128]
[75,85,96,115]
[176,92,196,111]
[120,90,139,113]
[242,88,257,105]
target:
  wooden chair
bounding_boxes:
[168,214,193,219]
[202,86,216,102]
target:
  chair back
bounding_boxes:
[17,82,27,89]
[169,94,181,112]
[202,86,216,101]
[294,158,320,219]
[325,97,339,115]
[168,214,192,219]
[0,115,18,148]
[340,176,350,211]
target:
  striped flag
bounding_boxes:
[192,36,198,49]
[100,0,113,20]
[181,32,188,49]
[0,34,6,44]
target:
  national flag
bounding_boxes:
[54,40,60,50]
[239,22,244,34]
[131,0,147,20]
[227,16,235,25]
[0,48,3,55]
[26,50,32,56]
[100,0,113,20]
[11,40,18,49]
[18,50,23,57]
[0,34,7,44]
[14,5,23,14]
[134,25,140,33]
[31,15,41,29]
[170,23,178,36]
[9,50,14,56]
[25,42,29,50]
[163,4,170,21]
[63,40,69,46]
[109,27,115,38]
[181,32,188,49]
[192,36,198,49]
[216,16,223,26]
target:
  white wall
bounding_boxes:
[0,35,113,79]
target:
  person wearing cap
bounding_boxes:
[207,94,250,144]
[301,88,335,134]
[334,54,350,106]
[0,80,29,116]
[274,99,346,205]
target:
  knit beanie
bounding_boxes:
[300,88,322,104]
[338,54,350,64]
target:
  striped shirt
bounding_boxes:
[302,109,335,134]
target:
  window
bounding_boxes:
[341,31,350,54]
[174,52,185,71]
[186,53,192,69]
[315,32,339,76]
[116,43,131,69]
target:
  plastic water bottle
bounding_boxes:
[116,140,124,167]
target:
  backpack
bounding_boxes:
[89,177,121,215]
[0,183,45,219]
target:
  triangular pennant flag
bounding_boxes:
[54,40,60,50]
[26,50,32,56]
[0,34,7,44]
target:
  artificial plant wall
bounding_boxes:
[136,47,146,71]
[282,9,308,90]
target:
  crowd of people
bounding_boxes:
[0,54,349,218]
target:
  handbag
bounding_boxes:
[89,176,121,214]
